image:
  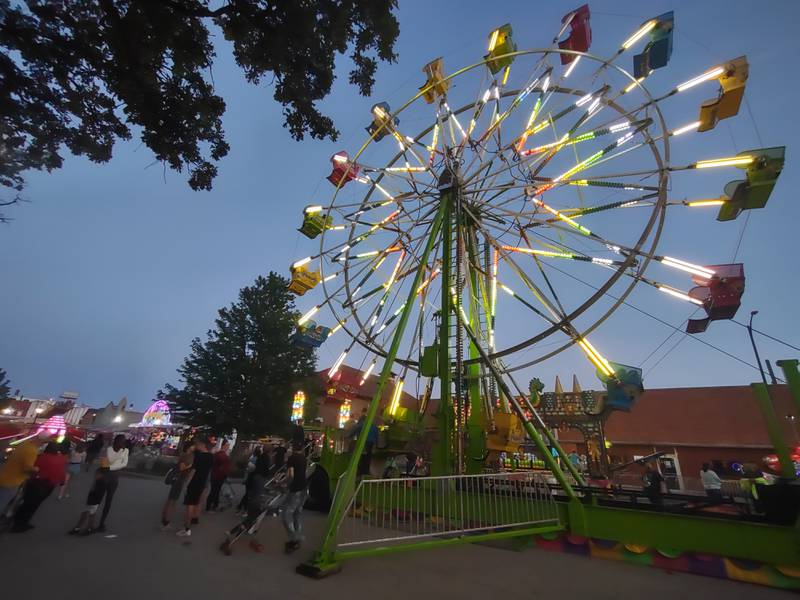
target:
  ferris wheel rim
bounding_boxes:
[317,47,671,372]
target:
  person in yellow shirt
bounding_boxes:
[0,439,40,514]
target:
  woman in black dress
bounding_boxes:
[176,437,212,537]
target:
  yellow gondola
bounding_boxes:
[698,56,748,132]
[419,57,450,104]
[484,24,516,75]
[288,264,321,296]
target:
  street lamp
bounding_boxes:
[747,311,769,386]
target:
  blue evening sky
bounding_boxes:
[1,0,798,408]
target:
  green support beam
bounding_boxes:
[454,308,579,500]
[465,228,486,474]
[777,359,800,417]
[303,197,448,576]
[752,382,796,480]
[433,193,453,476]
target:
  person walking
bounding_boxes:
[237,446,263,515]
[68,456,110,535]
[58,442,86,500]
[0,436,41,516]
[290,419,305,447]
[282,442,309,553]
[84,433,104,472]
[273,444,287,472]
[161,440,196,530]
[11,442,67,532]
[222,454,273,554]
[95,434,129,533]
[643,462,665,508]
[177,437,213,537]
[700,463,723,501]
[206,440,232,512]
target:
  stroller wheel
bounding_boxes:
[219,541,232,556]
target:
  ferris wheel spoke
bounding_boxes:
[512,221,570,317]
[352,217,442,344]
[465,207,567,328]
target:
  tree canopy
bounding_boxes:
[0,0,399,195]
[0,367,10,401]
[163,272,319,436]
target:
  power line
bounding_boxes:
[730,97,766,263]
[645,332,689,376]
[542,262,780,380]
[731,210,751,262]
[640,320,684,367]
[731,319,800,353]
[640,307,703,368]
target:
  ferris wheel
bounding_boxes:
[287,7,785,416]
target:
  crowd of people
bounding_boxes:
[0,432,129,533]
[0,429,313,555]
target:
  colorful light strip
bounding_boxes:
[686,199,725,207]
[298,305,320,325]
[660,256,715,279]
[622,20,657,50]
[695,156,754,169]
[577,338,614,377]
[291,391,305,422]
[360,360,377,385]
[328,350,348,378]
[531,199,592,236]
[676,66,725,92]
[671,121,701,136]
[388,378,404,416]
[656,284,704,306]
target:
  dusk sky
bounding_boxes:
[1,0,798,409]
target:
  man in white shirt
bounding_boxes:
[700,463,722,501]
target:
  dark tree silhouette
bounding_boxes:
[163,272,319,436]
[0,367,11,401]
[0,1,399,193]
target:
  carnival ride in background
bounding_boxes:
[283,4,797,583]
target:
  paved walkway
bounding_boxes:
[0,473,790,599]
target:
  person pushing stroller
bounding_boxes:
[220,454,273,554]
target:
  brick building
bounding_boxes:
[311,365,418,428]
[557,384,798,482]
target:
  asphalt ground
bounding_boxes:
[0,472,790,599]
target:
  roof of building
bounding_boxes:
[316,364,418,409]
[557,384,797,448]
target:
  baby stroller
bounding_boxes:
[219,482,285,555]
[219,442,315,555]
